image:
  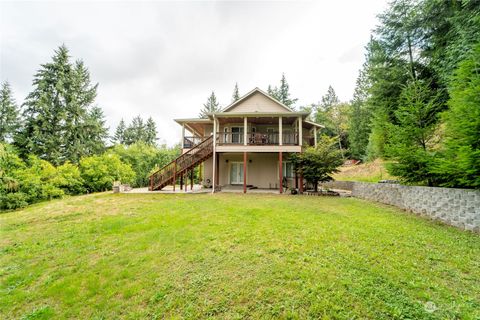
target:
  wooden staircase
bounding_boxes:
[149,136,214,191]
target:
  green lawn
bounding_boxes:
[1,194,479,319]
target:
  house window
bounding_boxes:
[282,162,294,178]
[231,127,244,144]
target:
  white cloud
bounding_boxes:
[0,0,388,145]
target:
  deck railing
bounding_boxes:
[217,132,301,146]
[183,136,206,148]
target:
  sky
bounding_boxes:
[1,0,388,145]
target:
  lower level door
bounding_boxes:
[230,162,244,184]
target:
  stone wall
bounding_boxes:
[320,181,480,232]
[320,180,355,191]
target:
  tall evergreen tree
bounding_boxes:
[267,85,280,100]
[315,86,339,136]
[315,86,349,155]
[83,106,108,156]
[232,83,240,102]
[349,66,373,160]
[15,45,72,164]
[125,115,146,145]
[267,74,298,109]
[113,119,127,144]
[15,45,107,164]
[385,79,442,186]
[433,45,480,188]
[277,73,298,109]
[319,86,339,111]
[144,117,158,146]
[199,91,220,118]
[0,82,20,143]
[63,60,104,163]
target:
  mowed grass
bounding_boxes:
[1,194,479,319]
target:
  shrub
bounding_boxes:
[0,192,28,210]
[290,135,343,192]
[54,162,85,195]
[110,142,179,187]
[15,156,65,203]
[79,153,135,192]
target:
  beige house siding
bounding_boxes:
[201,153,290,189]
[225,92,290,113]
[202,157,213,186]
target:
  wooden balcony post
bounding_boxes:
[173,160,177,191]
[298,116,303,146]
[180,173,183,190]
[216,154,219,186]
[243,152,247,193]
[190,169,194,190]
[279,152,283,194]
[314,126,317,147]
[244,117,247,146]
[279,117,283,146]
[181,124,185,148]
[212,116,217,193]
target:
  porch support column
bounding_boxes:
[181,124,185,148]
[279,152,283,194]
[173,160,177,191]
[244,117,247,145]
[314,126,317,147]
[180,173,183,190]
[212,116,217,193]
[299,173,304,194]
[190,169,194,190]
[298,116,303,146]
[279,117,283,146]
[243,152,247,193]
[215,153,220,187]
[185,172,187,192]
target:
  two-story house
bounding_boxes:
[149,87,323,193]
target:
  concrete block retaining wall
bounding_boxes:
[320,181,480,232]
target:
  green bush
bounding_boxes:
[15,156,65,203]
[54,162,85,195]
[1,144,27,210]
[110,142,179,187]
[0,192,28,210]
[79,153,135,192]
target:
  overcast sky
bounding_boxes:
[1,0,388,145]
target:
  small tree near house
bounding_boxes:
[290,135,343,192]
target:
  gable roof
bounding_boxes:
[221,87,294,113]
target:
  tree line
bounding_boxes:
[347,0,479,188]
[1,45,179,210]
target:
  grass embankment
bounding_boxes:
[333,159,396,182]
[1,193,479,319]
